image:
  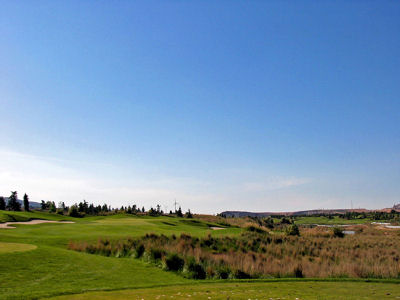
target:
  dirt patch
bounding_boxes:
[0,220,75,229]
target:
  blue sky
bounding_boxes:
[1,1,399,213]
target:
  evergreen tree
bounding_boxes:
[68,205,80,217]
[23,193,30,211]
[7,191,21,211]
[176,206,183,217]
[41,200,47,210]
[0,196,5,210]
[185,209,193,218]
[49,201,56,213]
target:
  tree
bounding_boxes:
[41,200,47,210]
[176,206,183,217]
[68,205,80,217]
[49,201,56,213]
[0,196,5,210]
[185,209,193,218]
[7,191,21,211]
[23,193,30,211]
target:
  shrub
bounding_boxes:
[183,257,206,279]
[294,265,303,278]
[215,265,231,279]
[149,248,164,261]
[134,244,145,258]
[232,269,251,279]
[333,227,344,238]
[245,226,265,234]
[164,253,184,271]
[286,224,300,236]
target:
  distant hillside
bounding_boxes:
[2,197,41,209]
[221,208,372,218]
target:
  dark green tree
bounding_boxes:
[23,193,30,211]
[0,196,5,210]
[185,209,193,218]
[68,205,80,217]
[7,191,21,211]
[49,201,56,213]
[176,206,183,217]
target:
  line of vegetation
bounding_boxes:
[0,191,194,219]
[68,224,400,280]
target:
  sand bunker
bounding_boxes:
[210,226,225,230]
[0,220,75,229]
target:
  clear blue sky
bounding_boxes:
[1,1,399,213]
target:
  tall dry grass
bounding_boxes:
[69,226,400,279]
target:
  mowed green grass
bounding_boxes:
[50,281,400,300]
[0,210,399,299]
[0,211,240,299]
[0,242,37,254]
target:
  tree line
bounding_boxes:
[0,191,30,212]
[0,191,193,218]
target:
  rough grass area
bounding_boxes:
[69,226,400,279]
[0,242,37,254]
[49,281,400,300]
